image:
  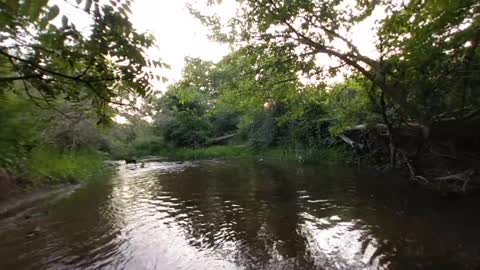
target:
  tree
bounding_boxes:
[151,59,216,147]
[194,0,480,167]
[196,0,478,113]
[0,0,164,118]
[380,0,480,121]
[0,92,44,172]
[192,1,398,101]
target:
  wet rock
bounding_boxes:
[26,226,43,238]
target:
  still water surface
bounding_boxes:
[1,160,480,270]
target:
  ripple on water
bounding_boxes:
[299,212,387,270]
[1,160,479,270]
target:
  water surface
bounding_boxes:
[1,159,480,270]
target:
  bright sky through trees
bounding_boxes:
[130,0,383,87]
[51,0,384,90]
[51,0,236,91]
[130,0,237,90]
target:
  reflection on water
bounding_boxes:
[1,160,480,269]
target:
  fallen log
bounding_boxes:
[206,133,236,145]
[339,135,357,148]
[348,123,388,131]
[434,169,474,182]
[434,169,475,192]
[399,151,429,184]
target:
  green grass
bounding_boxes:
[258,147,352,164]
[131,144,352,164]
[303,146,353,164]
[28,147,108,186]
[157,145,254,160]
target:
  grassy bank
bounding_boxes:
[129,144,352,164]
[27,148,109,187]
[259,146,353,164]
[1,147,110,199]
[154,145,254,160]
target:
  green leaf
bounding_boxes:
[40,4,60,28]
[5,0,19,11]
[61,15,68,28]
[26,0,48,21]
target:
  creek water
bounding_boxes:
[0,159,479,270]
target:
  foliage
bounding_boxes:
[159,145,253,160]
[28,148,106,186]
[0,0,163,118]
[209,106,240,136]
[103,114,163,159]
[129,135,165,157]
[213,45,303,115]
[152,58,232,148]
[144,144,351,164]
[195,0,480,130]
[0,92,44,173]
[180,0,480,175]
[326,78,382,135]
[162,111,212,147]
[144,46,358,162]
[260,146,352,164]
[0,91,109,187]
[380,0,480,121]
[245,110,278,149]
[3,0,476,190]
[0,2,165,192]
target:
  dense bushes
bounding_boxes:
[158,145,253,160]
[245,111,277,149]
[0,94,109,189]
[0,94,43,174]
[28,148,106,186]
[162,111,212,147]
[128,57,358,164]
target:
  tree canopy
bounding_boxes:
[193,0,479,123]
[0,0,164,117]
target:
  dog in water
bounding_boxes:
[125,159,137,167]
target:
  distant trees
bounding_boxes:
[151,48,326,152]
[153,59,219,147]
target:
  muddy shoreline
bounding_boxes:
[0,184,81,219]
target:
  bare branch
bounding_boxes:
[0,74,43,82]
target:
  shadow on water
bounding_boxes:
[0,159,480,270]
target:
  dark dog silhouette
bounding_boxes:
[125,159,137,165]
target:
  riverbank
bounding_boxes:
[0,183,81,218]
[134,144,352,164]
[132,145,480,196]
[0,148,112,202]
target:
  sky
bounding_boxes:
[129,0,237,91]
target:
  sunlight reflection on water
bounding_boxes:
[1,160,480,269]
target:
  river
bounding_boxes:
[0,159,479,270]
